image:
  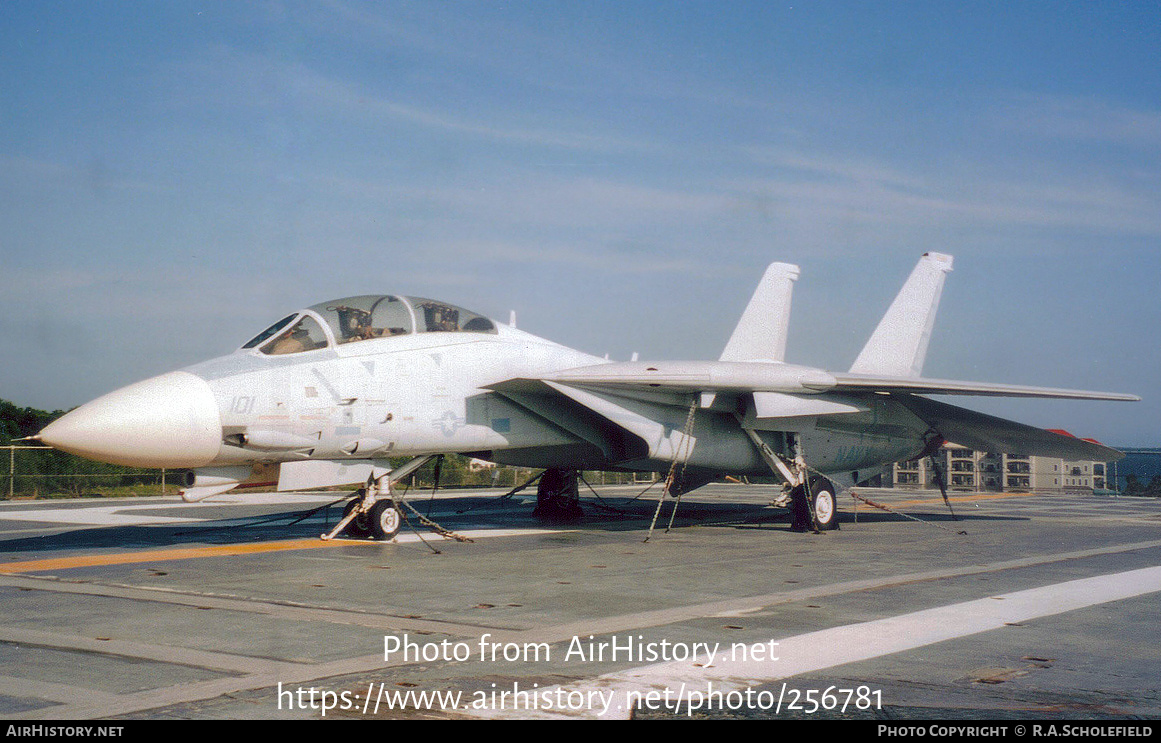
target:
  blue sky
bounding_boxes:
[2,1,1158,445]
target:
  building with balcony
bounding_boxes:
[886,440,1110,493]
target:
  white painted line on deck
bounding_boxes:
[0,505,203,526]
[468,565,1161,719]
[0,494,351,527]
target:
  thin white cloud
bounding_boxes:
[312,0,767,111]
[400,237,709,275]
[167,45,647,154]
[729,151,1161,238]
[405,177,729,227]
[997,93,1161,148]
[0,155,165,195]
[744,147,930,190]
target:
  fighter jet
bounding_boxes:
[36,253,1137,539]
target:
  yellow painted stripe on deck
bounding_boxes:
[0,538,375,574]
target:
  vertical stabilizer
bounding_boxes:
[849,252,953,377]
[720,262,800,362]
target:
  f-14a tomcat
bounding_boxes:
[36,253,1137,539]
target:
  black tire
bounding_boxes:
[368,499,402,541]
[342,498,371,538]
[808,476,840,531]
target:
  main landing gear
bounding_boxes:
[736,420,841,533]
[532,467,584,522]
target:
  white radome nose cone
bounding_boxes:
[39,371,222,468]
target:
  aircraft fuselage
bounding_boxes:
[38,260,1131,512]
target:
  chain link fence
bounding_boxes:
[3,446,654,500]
[3,445,182,499]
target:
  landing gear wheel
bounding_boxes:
[788,485,811,531]
[788,476,840,531]
[808,475,839,531]
[368,500,402,541]
[342,497,371,538]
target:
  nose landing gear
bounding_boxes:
[338,493,403,540]
[321,455,433,541]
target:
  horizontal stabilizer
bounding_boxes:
[851,252,953,378]
[720,262,799,363]
[897,395,1125,462]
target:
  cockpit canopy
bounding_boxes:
[241,295,496,355]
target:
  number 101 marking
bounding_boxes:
[230,396,255,414]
